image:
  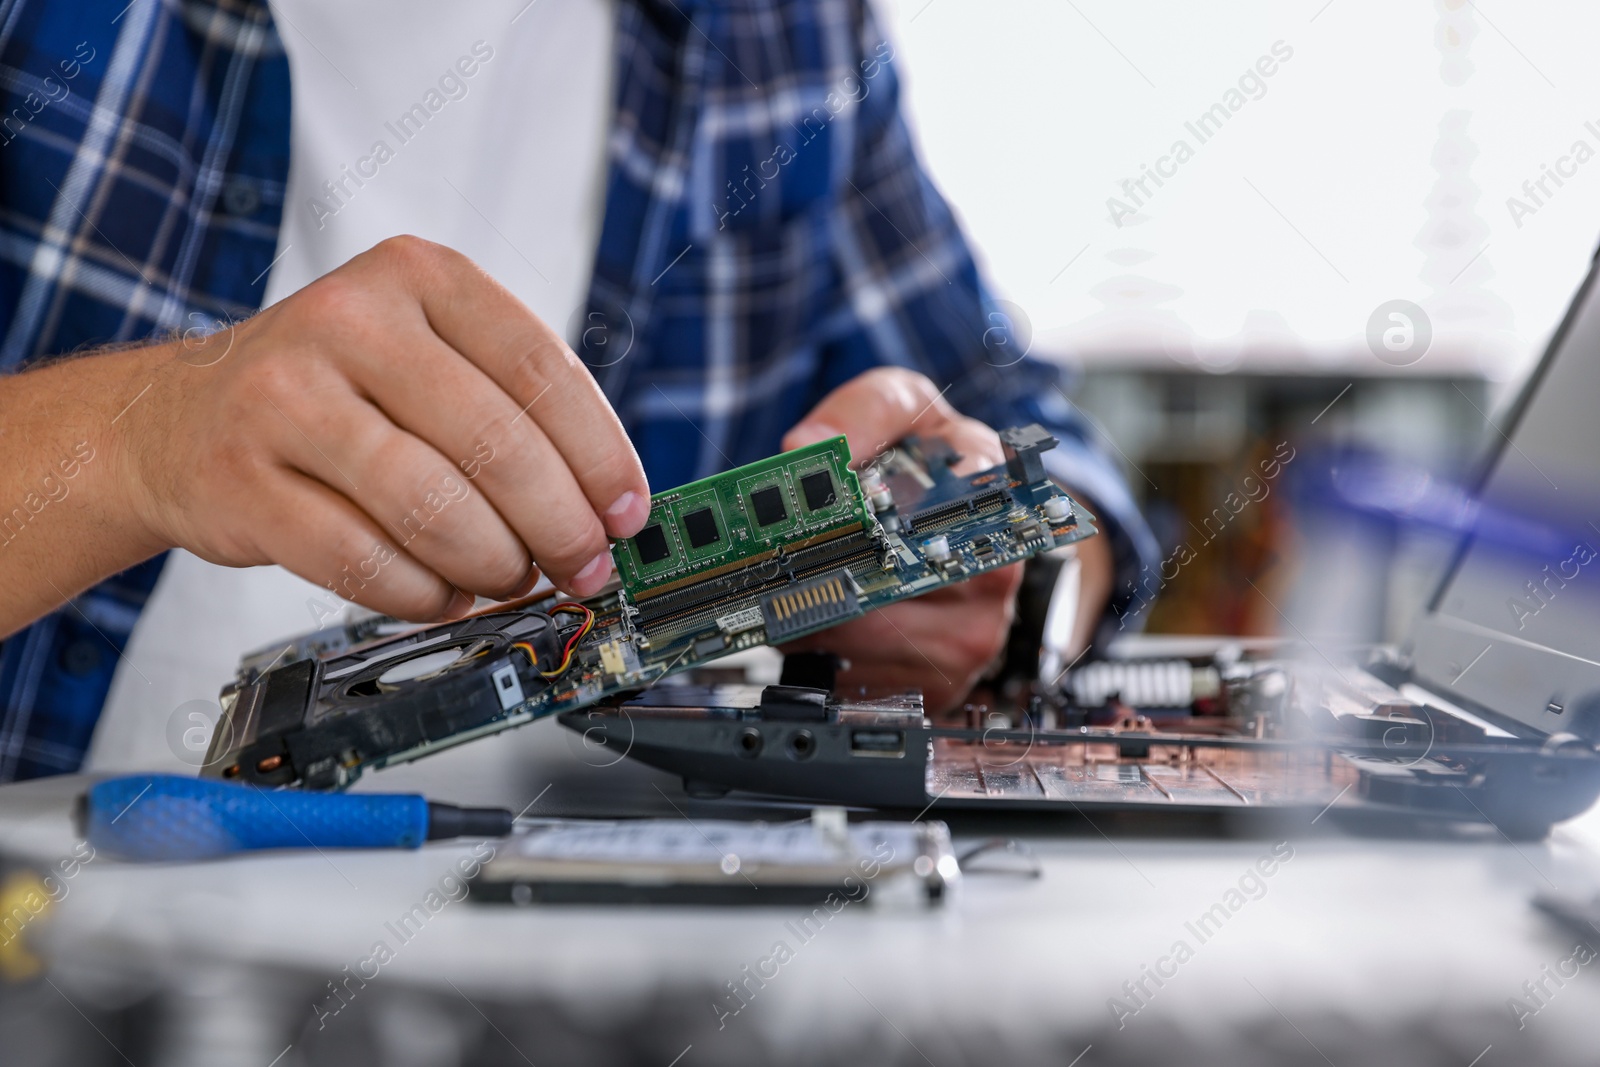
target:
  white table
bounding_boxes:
[5,715,1600,1067]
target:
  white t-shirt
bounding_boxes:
[89,0,615,771]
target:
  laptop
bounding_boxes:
[564,248,1600,840]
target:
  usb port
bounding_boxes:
[850,729,905,757]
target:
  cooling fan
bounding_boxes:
[318,613,554,704]
[220,609,583,789]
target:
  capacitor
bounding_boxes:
[1042,495,1072,523]
[859,469,894,512]
[922,534,951,563]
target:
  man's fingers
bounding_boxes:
[783,366,1002,474]
[934,418,1004,476]
[252,470,470,622]
[783,366,933,462]
[360,236,650,539]
[254,378,545,600]
[347,325,616,596]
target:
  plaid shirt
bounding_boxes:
[0,0,1156,781]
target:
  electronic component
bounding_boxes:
[611,435,867,601]
[214,610,561,789]
[693,633,728,657]
[904,487,1007,535]
[470,814,957,906]
[760,569,861,642]
[633,522,671,565]
[749,484,788,526]
[800,469,837,510]
[1065,659,1222,708]
[683,507,720,548]
[858,468,893,512]
[1000,424,1058,483]
[595,638,636,679]
[205,425,1100,790]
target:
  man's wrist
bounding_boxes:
[104,338,193,559]
[0,342,177,635]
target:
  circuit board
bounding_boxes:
[612,435,868,599]
[203,425,1097,789]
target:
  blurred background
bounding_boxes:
[883,0,1600,642]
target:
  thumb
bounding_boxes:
[782,418,846,451]
[783,367,922,463]
[784,367,1001,473]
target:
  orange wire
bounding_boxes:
[515,602,594,678]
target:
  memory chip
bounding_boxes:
[801,470,836,511]
[683,507,721,549]
[750,485,788,526]
[610,434,864,600]
[635,523,671,565]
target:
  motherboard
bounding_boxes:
[202,425,1097,789]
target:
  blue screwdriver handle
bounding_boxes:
[84,774,431,861]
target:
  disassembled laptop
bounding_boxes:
[572,648,1600,840]
[207,249,1600,842]
[205,425,1098,787]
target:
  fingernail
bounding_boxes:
[569,550,614,597]
[785,420,843,450]
[604,490,649,537]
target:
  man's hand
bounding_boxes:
[0,236,650,635]
[780,368,1024,715]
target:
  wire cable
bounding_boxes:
[517,602,595,678]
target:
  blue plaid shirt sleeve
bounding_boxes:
[0,0,288,782]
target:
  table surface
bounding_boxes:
[8,706,1600,1066]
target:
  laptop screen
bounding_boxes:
[1410,254,1600,737]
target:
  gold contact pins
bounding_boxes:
[771,576,846,620]
[771,577,845,621]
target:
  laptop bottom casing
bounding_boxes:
[561,648,1600,840]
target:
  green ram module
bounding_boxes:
[612,436,868,600]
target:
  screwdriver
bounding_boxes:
[79,774,514,862]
